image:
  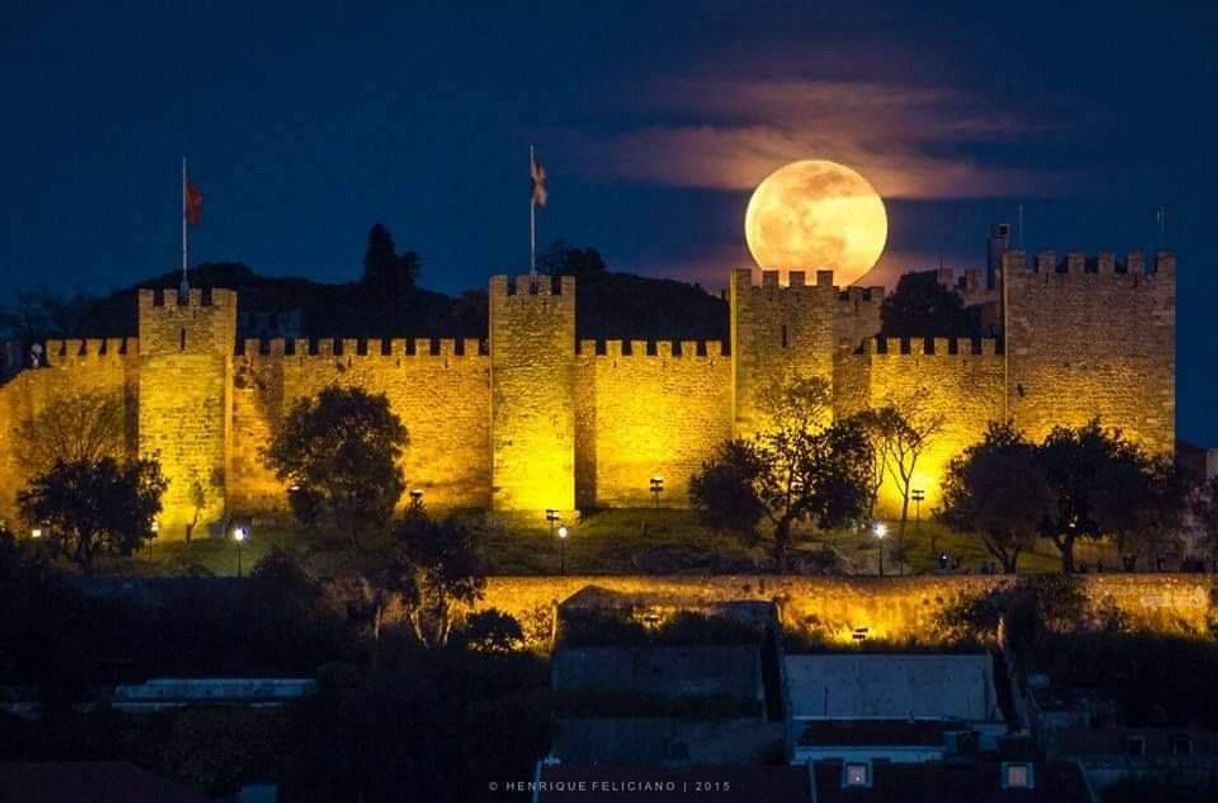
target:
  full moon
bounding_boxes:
[744,160,888,287]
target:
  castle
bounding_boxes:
[0,250,1176,538]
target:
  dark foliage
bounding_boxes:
[18,457,166,571]
[939,421,1053,572]
[263,386,408,546]
[880,269,981,338]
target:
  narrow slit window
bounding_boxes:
[179,328,187,351]
[781,324,788,348]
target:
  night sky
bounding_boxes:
[3,1,1216,441]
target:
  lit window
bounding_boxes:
[1002,762,1034,790]
[842,762,870,788]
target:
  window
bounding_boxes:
[179,328,187,351]
[780,324,788,348]
[1126,737,1146,757]
[1001,763,1034,790]
[1172,735,1193,756]
[842,762,871,788]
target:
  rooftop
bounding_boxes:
[786,654,1000,722]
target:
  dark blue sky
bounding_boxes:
[3,1,1216,441]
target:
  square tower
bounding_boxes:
[137,287,237,538]
[489,274,576,511]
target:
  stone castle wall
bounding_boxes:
[854,337,1006,514]
[0,339,139,526]
[228,337,492,514]
[0,252,1177,537]
[1005,251,1176,454]
[575,339,731,508]
[469,574,1215,649]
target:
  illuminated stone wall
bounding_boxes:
[227,337,492,514]
[137,289,236,537]
[1005,251,1176,454]
[490,275,577,512]
[857,337,1006,515]
[574,339,731,507]
[0,339,138,526]
[470,575,1216,650]
[0,250,1178,537]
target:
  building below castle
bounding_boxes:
[0,250,1176,538]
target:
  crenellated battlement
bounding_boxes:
[576,339,726,359]
[863,336,1002,357]
[489,273,576,298]
[138,286,237,308]
[236,337,488,358]
[1002,249,1176,278]
[731,267,884,300]
[42,337,138,364]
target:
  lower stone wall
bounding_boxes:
[471,575,1216,649]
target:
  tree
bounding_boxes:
[18,457,166,571]
[689,376,874,573]
[263,387,408,547]
[16,388,127,476]
[939,422,1052,572]
[880,270,979,338]
[1037,419,1181,572]
[394,514,486,646]
[539,239,609,278]
[361,223,420,293]
[859,393,945,538]
[462,609,525,654]
[689,440,768,536]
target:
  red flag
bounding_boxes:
[185,179,203,226]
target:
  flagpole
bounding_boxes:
[181,157,188,292]
[529,145,537,279]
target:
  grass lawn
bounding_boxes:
[118,507,1086,578]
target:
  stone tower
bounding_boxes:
[1003,250,1176,454]
[489,274,576,512]
[730,268,882,438]
[137,287,237,538]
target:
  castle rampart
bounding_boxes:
[0,251,1177,536]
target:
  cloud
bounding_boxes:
[560,79,1081,199]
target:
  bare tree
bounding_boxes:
[16,389,127,475]
[862,390,945,538]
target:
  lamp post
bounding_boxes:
[557,524,569,576]
[649,476,664,508]
[873,522,887,577]
[233,526,248,578]
[911,489,924,524]
[545,508,560,537]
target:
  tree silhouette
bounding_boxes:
[362,223,420,294]
[263,387,408,547]
[18,456,166,571]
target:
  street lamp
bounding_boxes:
[911,489,925,524]
[30,527,42,540]
[232,526,249,578]
[557,524,569,575]
[545,508,560,537]
[649,476,664,508]
[409,488,424,511]
[872,522,888,577]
